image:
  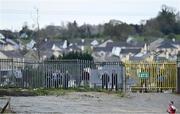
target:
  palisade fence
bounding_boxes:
[0,59,124,90]
[0,59,177,92]
[125,61,177,92]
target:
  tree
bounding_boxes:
[167,33,176,40]
[104,22,135,41]
[79,24,90,38]
[48,51,93,61]
[142,5,180,37]
[130,24,143,35]
[157,5,177,35]
[143,19,163,37]
[174,12,180,34]
[62,51,93,61]
[0,30,17,39]
[67,21,80,38]
[19,25,33,38]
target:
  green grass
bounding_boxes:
[116,91,126,97]
[0,86,125,96]
[163,34,180,40]
[134,35,145,42]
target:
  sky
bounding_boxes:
[0,0,180,31]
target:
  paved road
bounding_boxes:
[5,92,180,113]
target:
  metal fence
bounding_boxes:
[0,59,177,92]
[125,61,177,92]
[0,59,124,90]
[90,61,125,90]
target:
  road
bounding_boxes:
[5,92,180,114]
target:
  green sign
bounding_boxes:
[138,72,149,78]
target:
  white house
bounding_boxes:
[112,47,121,56]
[52,44,62,51]
[62,40,68,49]
[98,39,113,47]
[0,33,5,39]
[91,40,99,46]
[20,33,28,39]
[26,40,36,49]
[0,51,8,59]
[1,44,16,51]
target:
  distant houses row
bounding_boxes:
[0,33,179,62]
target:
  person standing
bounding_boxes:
[167,101,176,114]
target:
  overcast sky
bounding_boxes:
[0,0,179,31]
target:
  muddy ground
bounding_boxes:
[1,92,180,114]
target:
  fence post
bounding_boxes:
[123,64,126,93]
[176,52,180,94]
[11,59,14,88]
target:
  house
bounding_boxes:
[105,41,144,61]
[40,51,54,60]
[172,40,180,50]
[67,44,81,52]
[91,40,99,46]
[155,56,168,61]
[155,41,178,60]
[6,38,19,49]
[24,49,62,61]
[26,40,36,50]
[52,44,62,51]
[126,36,134,44]
[130,42,145,49]
[157,41,177,52]
[121,49,141,56]
[120,49,141,62]
[40,40,64,50]
[0,50,23,59]
[98,39,113,47]
[39,40,65,59]
[62,40,68,49]
[0,33,5,40]
[0,51,8,59]
[131,53,154,61]
[92,46,119,62]
[1,44,16,51]
[0,40,6,49]
[24,50,39,61]
[133,38,180,61]
[106,42,132,49]
[0,38,19,51]
[92,41,144,62]
[112,47,121,56]
[149,38,164,51]
[93,47,112,56]
[20,33,28,39]
[52,51,63,58]
[72,39,92,51]
[0,39,6,44]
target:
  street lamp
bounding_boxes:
[176,51,180,94]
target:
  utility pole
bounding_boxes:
[35,8,41,60]
[36,8,40,33]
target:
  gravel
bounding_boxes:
[2,92,180,114]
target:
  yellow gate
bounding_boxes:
[125,61,176,92]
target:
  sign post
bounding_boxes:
[138,72,149,93]
[138,72,149,78]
